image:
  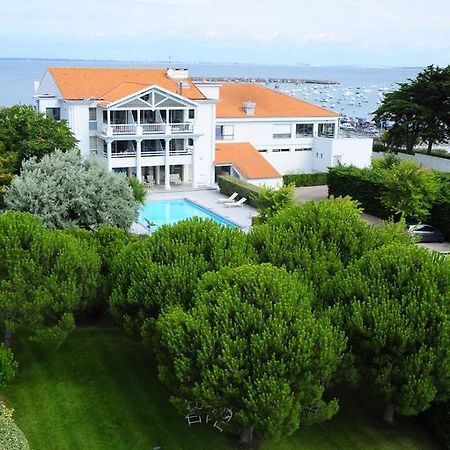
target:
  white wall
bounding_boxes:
[313,137,373,172]
[192,100,216,186]
[263,149,313,174]
[66,103,91,157]
[373,151,450,172]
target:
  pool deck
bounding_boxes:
[131,189,257,234]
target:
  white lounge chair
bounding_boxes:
[224,197,247,207]
[145,174,154,187]
[218,192,238,203]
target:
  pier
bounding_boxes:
[192,76,339,85]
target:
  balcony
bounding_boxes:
[100,122,194,137]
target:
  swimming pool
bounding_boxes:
[138,199,237,230]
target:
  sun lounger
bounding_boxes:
[224,197,247,207]
[218,192,238,203]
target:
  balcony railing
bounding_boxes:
[111,151,136,158]
[171,123,193,133]
[141,149,165,157]
[169,147,193,156]
[142,123,166,134]
[101,122,194,136]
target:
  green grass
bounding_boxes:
[2,327,439,450]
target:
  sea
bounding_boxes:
[0,58,423,121]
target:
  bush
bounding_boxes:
[127,176,146,203]
[0,403,30,450]
[282,173,327,187]
[0,345,17,387]
[109,218,256,340]
[253,184,296,225]
[217,175,262,207]
[5,150,139,230]
[327,165,389,218]
[0,211,100,347]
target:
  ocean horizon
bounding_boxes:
[0,58,423,119]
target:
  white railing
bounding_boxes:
[142,123,166,134]
[169,147,193,156]
[111,151,136,158]
[111,124,137,134]
[101,123,108,134]
[141,150,165,157]
[171,122,193,133]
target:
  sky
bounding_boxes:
[1,0,450,67]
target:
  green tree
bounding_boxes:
[373,65,450,154]
[0,212,100,347]
[324,244,450,423]
[4,150,139,230]
[109,218,256,340]
[155,264,346,443]
[253,183,296,225]
[0,105,77,173]
[250,197,411,293]
[0,403,30,450]
[127,176,146,203]
[379,159,441,221]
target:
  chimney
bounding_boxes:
[243,100,256,115]
[166,68,189,79]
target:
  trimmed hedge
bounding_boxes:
[217,175,262,207]
[327,166,390,219]
[283,173,328,187]
[327,165,450,239]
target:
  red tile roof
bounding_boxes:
[215,142,281,179]
[217,82,339,118]
[48,67,206,104]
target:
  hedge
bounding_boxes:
[327,165,450,239]
[327,166,390,219]
[217,175,262,207]
[283,173,328,187]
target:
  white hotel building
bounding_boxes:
[35,67,372,189]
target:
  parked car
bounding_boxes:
[406,224,445,243]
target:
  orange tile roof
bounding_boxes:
[48,67,206,104]
[217,82,339,118]
[215,142,281,179]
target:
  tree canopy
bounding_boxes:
[155,264,346,443]
[323,244,450,423]
[4,150,139,230]
[0,211,100,348]
[373,65,450,153]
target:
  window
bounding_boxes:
[216,124,234,140]
[273,124,291,139]
[46,107,60,120]
[188,138,194,146]
[296,123,314,137]
[188,109,195,119]
[295,147,312,152]
[258,149,268,153]
[89,108,97,121]
[272,148,290,153]
[318,123,336,137]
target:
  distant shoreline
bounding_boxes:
[0,57,424,71]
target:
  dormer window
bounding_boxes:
[46,107,60,120]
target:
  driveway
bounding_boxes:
[294,185,449,254]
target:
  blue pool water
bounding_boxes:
[138,199,237,230]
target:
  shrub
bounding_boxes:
[0,211,100,347]
[0,403,30,450]
[253,183,296,225]
[5,150,139,230]
[282,173,327,187]
[155,264,346,442]
[109,218,256,340]
[217,175,262,207]
[127,176,146,203]
[424,402,450,449]
[0,345,17,387]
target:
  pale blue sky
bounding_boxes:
[2,0,450,66]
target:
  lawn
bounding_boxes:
[2,327,439,450]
